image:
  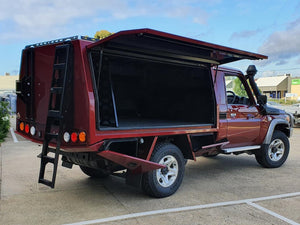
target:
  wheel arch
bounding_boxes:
[157,135,195,160]
[263,119,291,145]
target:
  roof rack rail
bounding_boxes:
[25,36,98,49]
[81,36,99,42]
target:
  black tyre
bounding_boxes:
[142,143,185,198]
[80,165,110,178]
[255,130,289,168]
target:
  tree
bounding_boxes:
[0,101,10,143]
[233,77,248,97]
[94,30,113,40]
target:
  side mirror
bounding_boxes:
[257,95,267,105]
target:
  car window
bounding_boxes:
[225,75,250,105]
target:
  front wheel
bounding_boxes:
[255,130,289,168]
[142,143,185,198]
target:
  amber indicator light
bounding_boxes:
[20,122,25,131]
[79,132,86,142]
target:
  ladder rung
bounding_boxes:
[39,178,54,188]
[47,147,58,153]
[62,161,73,169]
[50,87,63,94]
[42,155,55,164]
[53,63,66,70]
[37,147,57,157]
[48,110,62,119]
[46,132,59,140]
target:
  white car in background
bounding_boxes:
[267,101,299,127]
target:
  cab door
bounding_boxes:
[224,74,261,148]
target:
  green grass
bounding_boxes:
[268,99,298,105]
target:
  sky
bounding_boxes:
[1,0,300,77]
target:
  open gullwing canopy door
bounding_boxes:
[87,28,267,130]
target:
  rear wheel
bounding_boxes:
[142,143,185,198]
[80,165,110,178]
[255,130,289,168]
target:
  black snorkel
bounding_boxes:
[246,65,267,114]
[246,65,283,115]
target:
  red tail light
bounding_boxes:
[71,132,78,142]
[25,124,30,134]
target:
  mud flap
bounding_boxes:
[126,171,143,187]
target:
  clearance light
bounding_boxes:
[25,124,30,134]
[63,132,70,143]
[79,131,86,142]
[20,122,25,131]
[71,132,78,142]
[30,126,36,136]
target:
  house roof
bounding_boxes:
[0,75,18,91]
[256,75,288,87]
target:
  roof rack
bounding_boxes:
[25,36,98,49]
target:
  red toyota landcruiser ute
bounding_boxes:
[16,29,293,197]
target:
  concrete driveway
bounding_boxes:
[1,121,299,225]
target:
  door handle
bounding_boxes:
[230,113,236,118]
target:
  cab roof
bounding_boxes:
[87,28,267,65]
